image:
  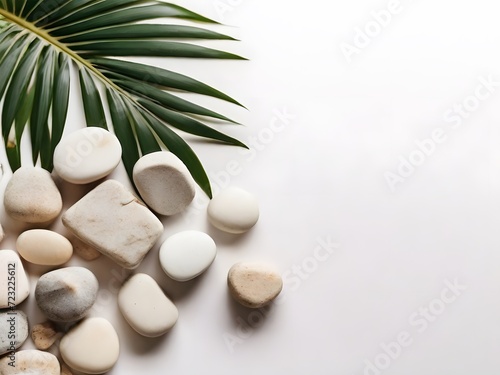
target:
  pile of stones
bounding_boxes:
[0,127,283,374]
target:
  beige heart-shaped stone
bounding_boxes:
[228,262,283,308]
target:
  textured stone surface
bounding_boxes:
[53,127,122,184]
[133,151,195,215]
[118,273,178,337]
[4,167,62,224]
[0,350,60,374]
[35,267,98,322]
[0,250,29,308]
[31,321,60,350]
[0,311,28,355]
[60,317,119,374]
[17,229,73,266]
[159,230,216,281]
[207,187,259,234]
[62,180,163,269]
[228,262,283,308]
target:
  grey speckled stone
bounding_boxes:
[35,267,98,322]
[0,310,28,355]
[0,350,60,374]
[4,167,62,224]
[62,179,164,269]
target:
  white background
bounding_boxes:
[1,0,500,374]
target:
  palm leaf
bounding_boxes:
[0,1,246,198]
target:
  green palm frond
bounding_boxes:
[0,1,247,198]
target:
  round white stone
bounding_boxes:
[53,127,122,184]
[60,317,119,374]
[118,273,178,337]
[133,151,195,215]
[0,250,30,308]
[0,350,60,375]
[4,167,62,224]
[207,187,259,234]
[17,229,73,266]
[159,231,216,281]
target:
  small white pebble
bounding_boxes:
[207,187,259,234]
[159,230,216,281]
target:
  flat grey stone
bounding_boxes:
[0,310,28,356]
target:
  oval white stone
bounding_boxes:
[207,187,259,234]
[0,250,29,308]
[118,273,178,337]
[4,167,62,224]
[133,151,195,215]
[0,350,60,375]
[53,127,122,184]
[17,229,73,266]
[159,231,216,281]
[60,317,119,374]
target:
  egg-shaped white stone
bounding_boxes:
[159,230,216,281]
[60,317,119,374]
[118,273,178,337]
[207,187,259,234]
[133,151,195,215]
[53,127,122,184]
[17,229,73,266]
